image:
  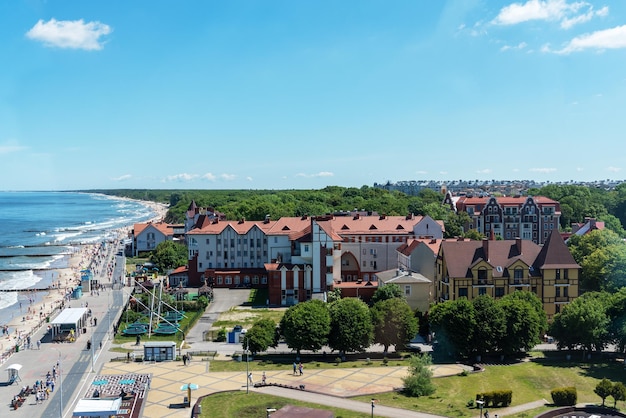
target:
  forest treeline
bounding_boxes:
[92,182,626,237]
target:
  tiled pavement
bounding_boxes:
[99,360,470,417]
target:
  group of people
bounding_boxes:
[182,352,193,365]
[293,361,304,375]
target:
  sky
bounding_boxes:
[1,0,626,191]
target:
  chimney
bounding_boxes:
[264,214,271,224]
[353,214,360,220]
[515,237,522,254]
[489,229,495,241]
[379,214,386,220]
[482,238,490,261]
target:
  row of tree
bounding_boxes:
[98,183,626,239]
[242,285,418,355]
[428,291,547,359]
[549,288,626,354]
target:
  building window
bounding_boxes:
[261,276,267,284]
[304,244,309,252]
[225,276,232,285]
[564,269,569,279]
[252,276,259,284]
[206,238,210,244]
[234,276,240,285]
[514,268,523,279]
[555,269,560,280]
[478,287,487,296]
[478,268,488,281]
[556,287,560,297]
[404,285,411,296]
[495,287,504,297]
[459,287,468,297]
[217,276,223,285]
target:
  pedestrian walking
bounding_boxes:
[248,372,253,385]
[299,362,303,376]
[293,362,297,375]
[261,371,266,385]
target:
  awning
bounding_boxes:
[72,398,122,417]
[51,308,89,326]
[6,364,22,371]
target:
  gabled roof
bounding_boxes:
[441,238,542,278]
[397,238,443,257]
[186,219,277,235]
[133,222,175,237]
[534,230,580,270]
[376,269,431,284]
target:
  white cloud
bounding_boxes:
[26,18,111,50]
[501,41,528,51]
[166,173,198,182]
[607,166,622,173]
[476,169,493,174]
[554,24,626,54]
[416,170,428,175]
[201,173,217,181]
[296,172,334,178]
[112,174,132,182]
[0,140,27,155]
[246,176,253,182]
[220,173,236,181]
[492,0,607,29]
[529,167,557,173]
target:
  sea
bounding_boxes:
[0,191,159,325]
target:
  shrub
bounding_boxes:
[551,386,577,406]
[475,390,513,407]
[402,354,436,398]
[215,327,227,342]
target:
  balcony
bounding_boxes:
[473,279,492,286]
[555,278,570,285]
[509,278,530,286]
[555,296,570,303]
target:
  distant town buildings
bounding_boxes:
[374,179,625,196]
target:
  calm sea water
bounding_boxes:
[0,192,158,323]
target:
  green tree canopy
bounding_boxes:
[612,382,626,408]
[150,241,188,272]
[498,293,543,356]
[328,298,373,354]
[595,378,613,406]
[371,298,419,353]
[549,292,610,352]
[280,300,331,354]
[371,283,404,305]
[471,295,506,357]
[429,298,476,359]
[241,318,278,354]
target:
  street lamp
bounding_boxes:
[371,399,376,418]
[245,339,250,394]
[476,399,484,418]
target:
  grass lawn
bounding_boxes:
[198,391,363,418]
[352,352,626,417]
[113,309,204,344]
[212,307,286,330]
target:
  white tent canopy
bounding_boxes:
[72,398,122,417]
[50,308,89,337]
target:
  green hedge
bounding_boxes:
[551,386,577,406]
[475,390,513,407]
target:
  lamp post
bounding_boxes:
[245,339,250,394]
[50,347,62,418]
[476,399,484,418]
[371,399,376,418]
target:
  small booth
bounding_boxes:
[81,269,95,292]
[50,308,89,341]
[143,341,176,362]
[72,398,122,417]
[5,364,22,384]
[72,286,84,299]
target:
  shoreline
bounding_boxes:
[0,195,169,363]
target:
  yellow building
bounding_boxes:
[436,231,579,320]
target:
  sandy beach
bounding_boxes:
[0,197,169,363]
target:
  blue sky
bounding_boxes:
[1,0,625,191]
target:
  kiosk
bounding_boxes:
[143,341,176,362]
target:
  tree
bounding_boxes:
[595,378,613,406]
[150,241,188,272]
[326,288,342,303]
[429,298,476,358]
[497,293,543,356]
[611,382,626,408]
[471,295,506,357]
[371,298,419,353]
[402,354,436,397]
[241,319,278,354]
[328,298,373,354]
[549,293,610,352]
[371,283,404,305]
[504,291,548,335]
[280,300,331,354]
[463,229,484,241]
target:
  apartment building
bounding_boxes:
[443,193,560,245]
[184,213,444,306]
[435,231,579,319]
